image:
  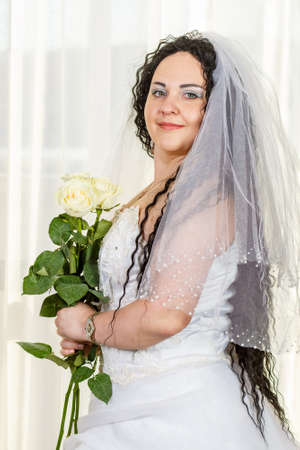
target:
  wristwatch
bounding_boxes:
[85,311,100,344]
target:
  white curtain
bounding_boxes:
[1,1,299,449]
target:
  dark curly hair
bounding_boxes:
[103,32,295,443]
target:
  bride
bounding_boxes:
[55,31,300,449]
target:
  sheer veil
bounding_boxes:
[134,31,300,354]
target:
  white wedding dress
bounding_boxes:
[64,205,300,450]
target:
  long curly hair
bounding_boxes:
[103,32,295,443]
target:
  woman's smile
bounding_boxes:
[158,121,185,130]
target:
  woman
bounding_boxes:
[56,31,300,449]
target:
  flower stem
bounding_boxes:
[74,218,82,271]
[66,383,77,437]
[69,246,77,274]
[56,372,74,450]
[74,384,80,433]
[77,218,82,233]
[95,208,102,227]
[98,345,104,373]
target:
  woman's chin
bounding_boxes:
[158,145,191,156]
[155,139,188,154]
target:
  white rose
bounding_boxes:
[92,177,122,209]
[56,176,98,217]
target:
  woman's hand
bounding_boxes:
[59,338,93,357]
[55,302,96,344]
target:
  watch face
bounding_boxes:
[86,318,95,336]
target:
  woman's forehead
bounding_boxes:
[152,51,205,86]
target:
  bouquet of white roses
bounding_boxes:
[17,173,122,450]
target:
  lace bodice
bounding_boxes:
[97,205,239,385]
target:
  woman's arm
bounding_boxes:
[91,299,191,350]
[56,298,191,351]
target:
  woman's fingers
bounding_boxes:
[59,338,95,358]
[61,338,84,349]
[60,338,84,356]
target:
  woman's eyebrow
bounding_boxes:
[152,81,204,89]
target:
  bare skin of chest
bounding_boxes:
[116,180,173,243]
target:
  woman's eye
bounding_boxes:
[151,89,203,99]
[184,91,203,99]
[152,89,166,97]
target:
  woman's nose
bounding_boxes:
[159,94,179,114]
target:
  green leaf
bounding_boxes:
[44,353,69,369]
[74,353,86,367]
[36,266,48,276]
[48,249,66,276]
[49,218,72,245]
[72,231,88,246]
[54,275,89,305]
[84,241,100,263]
[89,289,110,303]
[17,342,70,368]
[94,219,112,241]
[83,261,99,288]
[87,344,98,361]
[81,219,90,230]
[72,366,94,383]
[84,243,93,262]
[16,342,52,358]
[23,267,53,295]
[88,373,112,404]
[59,213,78,229]
[33,251,53,276]
[39,293,67,317]
[33,250,65,278]
[59,214,90,231]
[61,243,70,261]
[100,202,120,212]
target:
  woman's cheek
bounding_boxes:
[144,110,154,137]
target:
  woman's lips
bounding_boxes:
[158,122,184,130]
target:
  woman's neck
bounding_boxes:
[153,151,185,182]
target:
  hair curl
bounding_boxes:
[103,32,295,444]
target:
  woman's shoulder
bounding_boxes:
[113,181,155,219]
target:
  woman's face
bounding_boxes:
[144,51,207,157]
